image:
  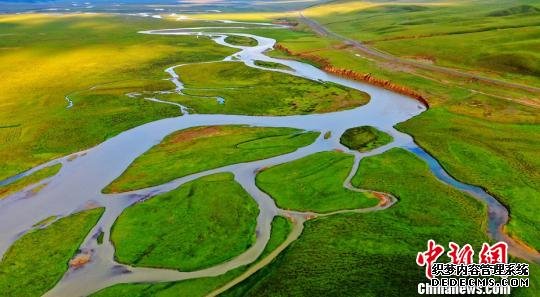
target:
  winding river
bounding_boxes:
[0,21,538,297]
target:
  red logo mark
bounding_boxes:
[447,242,474,265]
[479,242,508,264]
[416,239,445,279]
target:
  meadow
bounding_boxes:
[256,151,379,213]
[397,109,540,249]
[219,218,293,297]
[104,126,319,193]
[0,4,538,296]
[111,173,259,271]
[0,14,235,181]
[227,1,540,251]
[223,149,500,296]
[0,208,104,297]
[160,61,370,115]
[339,125,393,152]
[92,216,292,297]
[304,0,540,87]
[224,35,258,47]
[253,60,292,71]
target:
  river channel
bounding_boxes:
[0,21,537,297]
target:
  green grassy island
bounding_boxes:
[104,126,319,193]
[257,151,379,213]
[111,173,259,271]
[340,126,393,152]
[0,208,104,297]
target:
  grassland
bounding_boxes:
[0,208,104,297]
[340,126,393,152]
[253,60,292,71]
[159,61,370,115]
[259,216,292,260]
[225,35,258,47]
[0,12,365,181]
[0,163,61,199]
[232,1,540,251]
[220,216,292,297]
[2,6,539,296]
[92,216,292,297]
[304,0,540,87]
[183,4,540,291]
[104,126,319,193]
[225,148,496,296]
[111,173,259,271]
[397,109,540,250]
[0,14,236,181]
[256,151,379,212]
[268,29,539,109]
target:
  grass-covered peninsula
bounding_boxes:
[104,126,319,193]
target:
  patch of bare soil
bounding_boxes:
[69,253,91,269]
[168,126,224,143]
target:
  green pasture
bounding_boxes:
[254,4,540,251]
[304,0,540,86]
[253,60,292,71]
[227,148,493,296]
[0,208,104,297]
[256,151,379,213]
[104,126,319,193]
[161,61,370,115]
[225,35,258,46]
[398,108,540,250]
[340,126,393,152]
[111,173,258,271]
[0,14,235,181]
[92,215,292,297]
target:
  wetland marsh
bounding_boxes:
[0,2,539,296]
